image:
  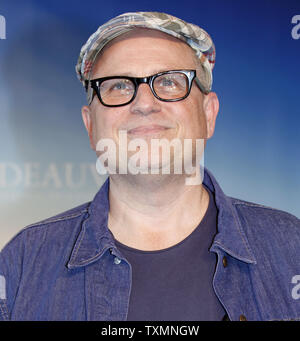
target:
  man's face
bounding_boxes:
[82,28,219,171]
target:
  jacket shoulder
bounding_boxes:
[229,197,300,256]
[25,201,91,228]
[2,201,91,252]
[230,197,300,226]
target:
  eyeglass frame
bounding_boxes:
[85,69,209,107]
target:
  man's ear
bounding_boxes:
[81,105,96,150]
[203,92,219,139]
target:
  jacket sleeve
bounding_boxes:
[0,231,25,321]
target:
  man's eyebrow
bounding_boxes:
[119,68,168,76]
[97,68,187,78]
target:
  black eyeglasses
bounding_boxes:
[86,69,208,107]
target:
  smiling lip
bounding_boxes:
[127,125,170,135]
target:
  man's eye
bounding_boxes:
[112,82,126,90]
[160,78,176,87]
[111,80,133,91]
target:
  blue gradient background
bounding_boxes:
[0,0,299,249]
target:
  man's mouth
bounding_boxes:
[127,124,170,136]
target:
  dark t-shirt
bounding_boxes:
[114,186,226,321]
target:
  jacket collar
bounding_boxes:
[67,169,256,269]
[67,178,115,269]
[203,168,256,264]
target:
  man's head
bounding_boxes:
[76,12,216,99]
[77,12,219,175]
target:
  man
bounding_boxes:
[0,12,299,321]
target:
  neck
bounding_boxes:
[107,171,209,250]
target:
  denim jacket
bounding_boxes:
[0,168,299,321]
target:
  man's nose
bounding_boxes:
[129,84,161,116]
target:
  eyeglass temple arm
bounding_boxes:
[194,77,210,95]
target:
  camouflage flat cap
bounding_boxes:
[76,12,216,104]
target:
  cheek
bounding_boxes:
[92,107,124,140]
[175,98,207,139]
[194,108,208,138]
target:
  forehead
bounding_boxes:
[91,28,197,78]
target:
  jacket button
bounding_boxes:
[239,314,247,321]
[114,257,121,265]
[222,256,227,268]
